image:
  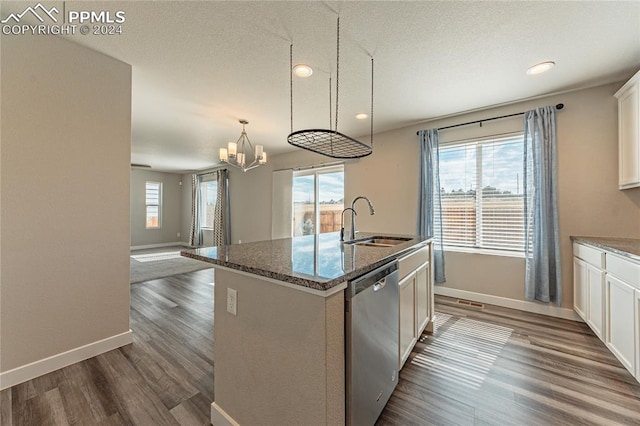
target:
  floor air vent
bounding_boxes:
[456,299,485,309]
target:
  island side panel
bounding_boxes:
[325,289,346,425]
[213,268,345,425]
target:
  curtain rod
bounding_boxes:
[416,103,564,135]
[196,166,227,176]
[274,161,344,172]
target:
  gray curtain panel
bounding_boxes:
[213,169,229,246]
[524,106,562,305]
[418,129,446,283]
[188,174,203,247]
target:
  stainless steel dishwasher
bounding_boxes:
[345,261,399,426]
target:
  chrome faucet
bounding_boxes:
[340,208,357,242]
[349,196,375,240]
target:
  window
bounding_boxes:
[292,165,344,236]
[437,133,525,252]
[200,180,218,229]
[145,181,162,229]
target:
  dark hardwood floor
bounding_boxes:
[378,297,640,426]
[1,269,215,426]
[2,270,640,425]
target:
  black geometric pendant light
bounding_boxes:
[287,17,374,159]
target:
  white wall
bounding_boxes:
[130,169,183,247]
[229,82,640,309]
[228,165,275,244]
[1,35,132,378]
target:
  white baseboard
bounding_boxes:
[434,287,582,321]
[130,242,188,250]
[0,330,133,390]
[211,402,239,426]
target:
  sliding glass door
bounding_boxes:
[292,165,344,237]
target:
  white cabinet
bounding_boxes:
[397,243,433,369]
[587,263,606,339]
[573,241,640,382]
[416,262,431,334]
[573,257,587,319]
[615,69,640,189]
[606,274,636,374]
[572,243,606,339]
[636,289,640,383]
[399,272,417,368]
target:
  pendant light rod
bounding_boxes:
[335,16,340,132]
[370,57,374,147]
[290,43,293,134]
[329,76,332,131]
[286,16,374,159]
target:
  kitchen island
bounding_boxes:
[182,232,432,426]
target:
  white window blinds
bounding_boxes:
[145,181,161,229]
[437,134,525,252]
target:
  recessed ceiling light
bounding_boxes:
[293,64,313,78]
[355,113,368,120]
[527,61,555,75]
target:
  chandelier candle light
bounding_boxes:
[219,119,267,172]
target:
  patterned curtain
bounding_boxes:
[213,169,229,246]
[418,129,446,283]
[524,106,561,305]
[188,174,203,246]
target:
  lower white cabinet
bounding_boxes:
[573,241,640,382]
[397,243,433,369]
[573,257,587,319]
[606,274,637,375]
[587,264,606,340]
[416,262,431,334]
[573,253,605,339]
[399,272,417,368]
[636,290,640,382]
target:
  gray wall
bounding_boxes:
[229,82,640,309]
[181,173,193,245]
[1,35,132,372]
[130,169,183,247]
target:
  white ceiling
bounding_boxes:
[4,1,640,172]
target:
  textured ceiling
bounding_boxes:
[3,1,640,172]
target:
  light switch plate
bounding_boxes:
[227,288,237,316]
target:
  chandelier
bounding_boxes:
[219,119,267,172]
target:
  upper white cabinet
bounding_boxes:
[615,70,640,189]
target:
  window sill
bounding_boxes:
[443,246,525,259]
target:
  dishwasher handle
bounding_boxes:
[346,261,398,298]
[373,278,386,292]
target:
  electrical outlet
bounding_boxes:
[177,232,181,238]
[227,288,237,316]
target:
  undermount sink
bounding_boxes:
[345,236,412,247]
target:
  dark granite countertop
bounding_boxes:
[571,236,640,263]
[181,232,431,291]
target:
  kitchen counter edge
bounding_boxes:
[181,236,433,292]
[571,236,640,263]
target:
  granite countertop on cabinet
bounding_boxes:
[181,232,431,291]
[571,236,640,262]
